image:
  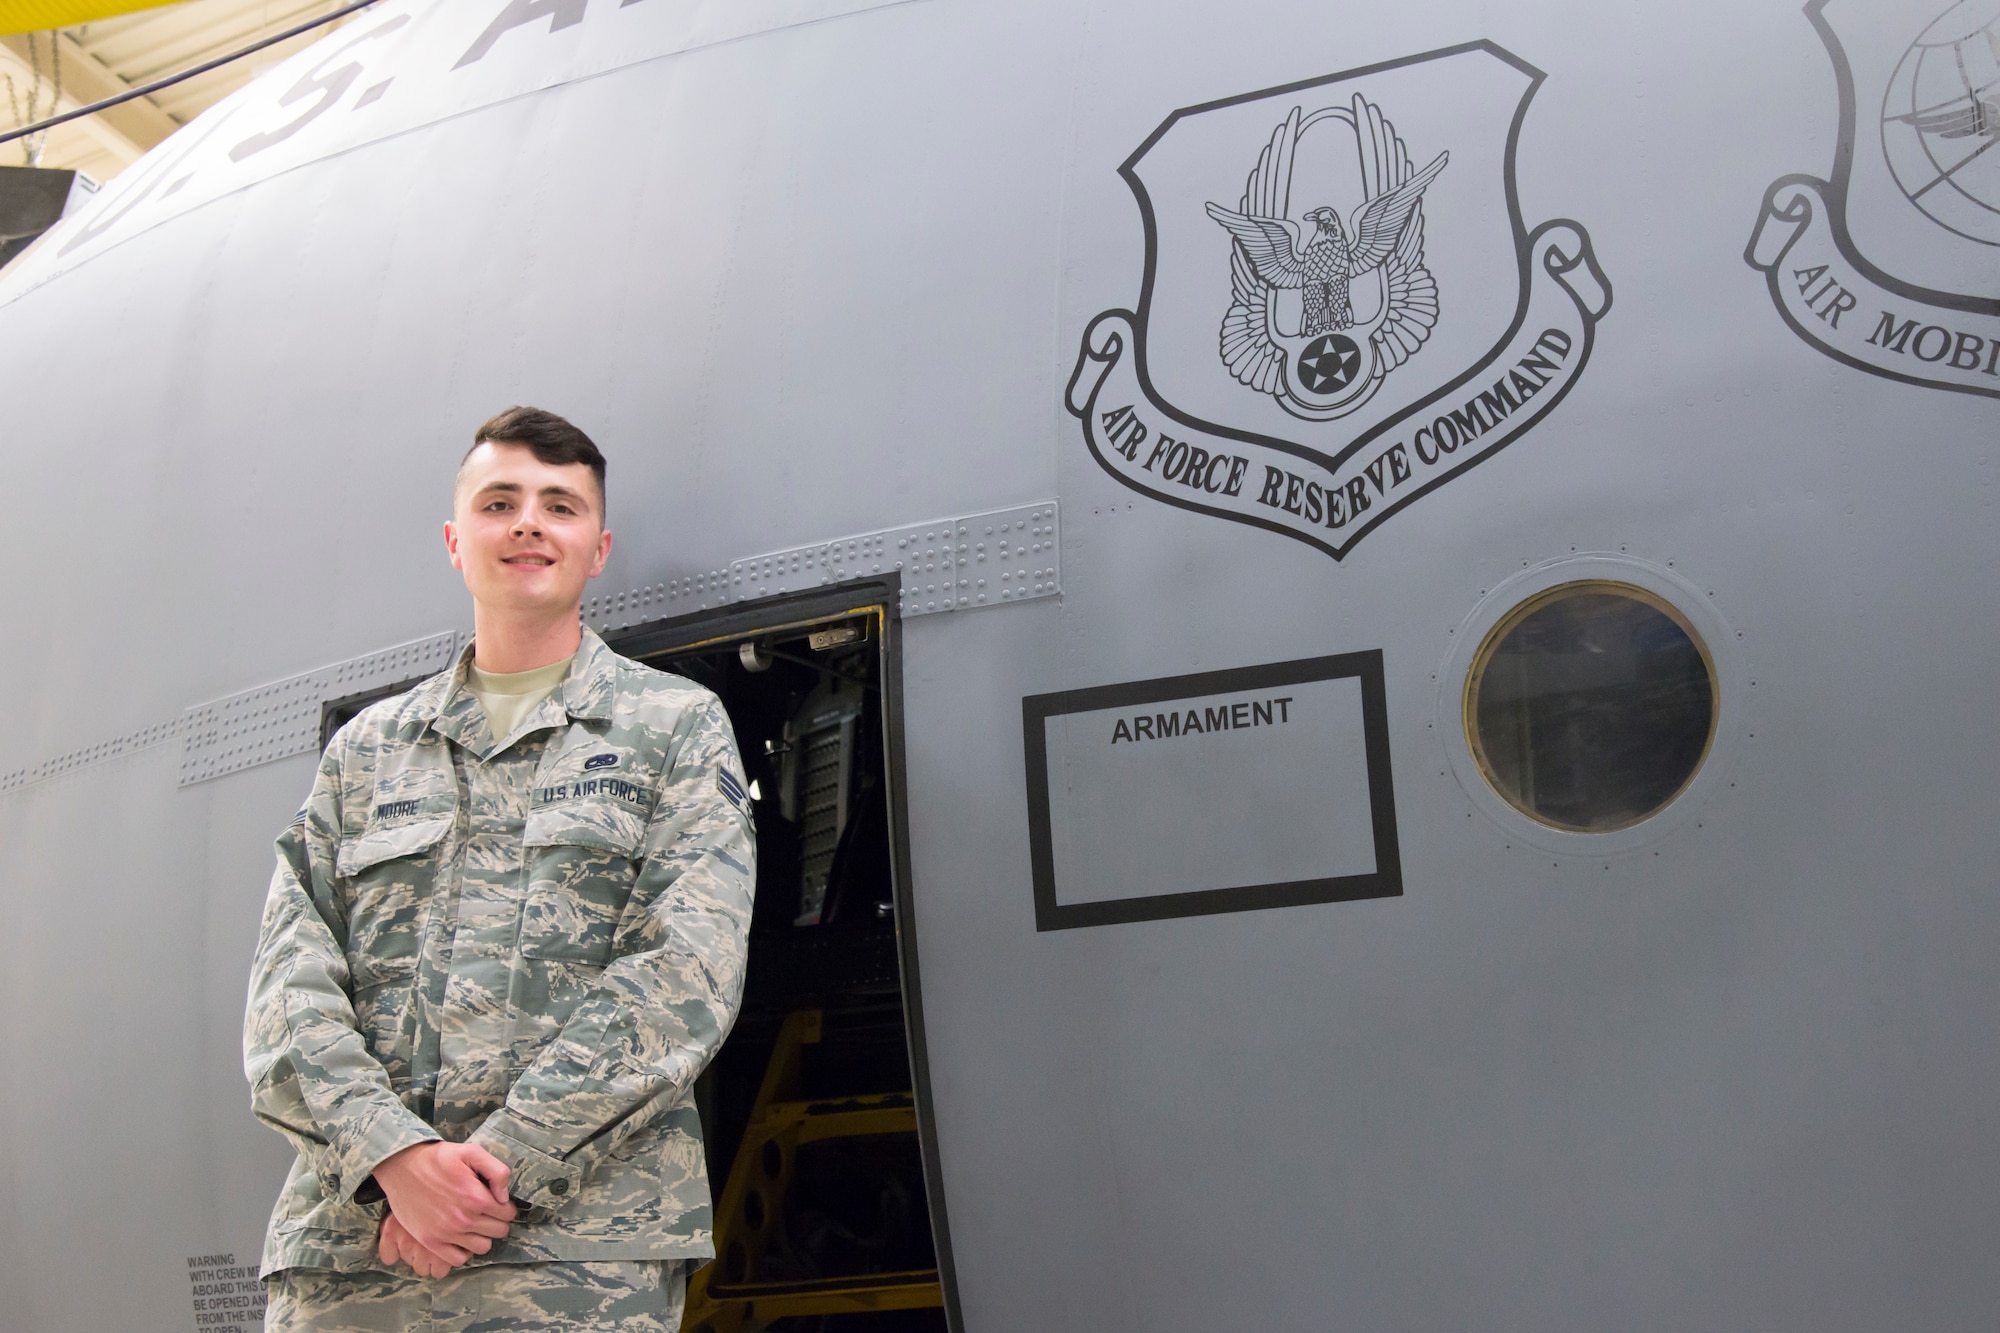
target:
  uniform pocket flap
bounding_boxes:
[337,817,452,877]
[523,802,647,858]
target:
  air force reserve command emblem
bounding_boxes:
[1748,1,2000,397]
[1203,102,1448,424]
[1067,42,1610,561]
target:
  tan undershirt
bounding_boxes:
[466,654,575,744]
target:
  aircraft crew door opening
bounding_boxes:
[617,588,953,1333]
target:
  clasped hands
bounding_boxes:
[371,1141,517,1280]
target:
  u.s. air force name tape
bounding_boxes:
[1067,221,1610,562]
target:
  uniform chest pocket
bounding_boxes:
[336,816,452,988]
[519,802,648,965]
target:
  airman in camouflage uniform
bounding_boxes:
[248,628,754,1323]
[246,408,754,1329]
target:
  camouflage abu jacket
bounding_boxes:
[244,628,755,1276]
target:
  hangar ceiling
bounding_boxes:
[0,0,355,183]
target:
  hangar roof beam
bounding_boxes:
[1,27,177,160]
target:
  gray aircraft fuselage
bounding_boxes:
[2,0,1996,1328]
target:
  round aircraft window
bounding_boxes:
[1464,581,1717,833]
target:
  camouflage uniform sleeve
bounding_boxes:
[470,693,756,1209]
[243,736,441,1205]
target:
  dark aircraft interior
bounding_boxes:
[641,610,946,1333]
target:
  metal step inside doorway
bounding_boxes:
[612,582,956,1333]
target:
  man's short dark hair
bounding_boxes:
[465,406,607,512]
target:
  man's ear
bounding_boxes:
[587,528,613,579]
[444,519,463,571]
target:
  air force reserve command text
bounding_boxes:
[1070,222,1609,560]
[1093,330,1568,530]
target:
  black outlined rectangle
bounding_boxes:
[1023,651,1401,931]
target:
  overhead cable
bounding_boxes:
[0,0,378,148]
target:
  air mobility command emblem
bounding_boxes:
[1067,42,1610,561]
[1748,0,2000,397]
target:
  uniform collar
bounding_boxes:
[416,624,618,743]
[559,627,619,723]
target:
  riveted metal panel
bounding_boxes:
[730,501,1060,617]
[576,503,1062,635]
[176,631,460,787]
[0,715,181,795]
[581,569,733,633]
[7,496,1064,796]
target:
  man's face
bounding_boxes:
[445,441,612,619]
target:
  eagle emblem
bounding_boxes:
[1204,94,1447,420]
[1068,44,1610,561]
